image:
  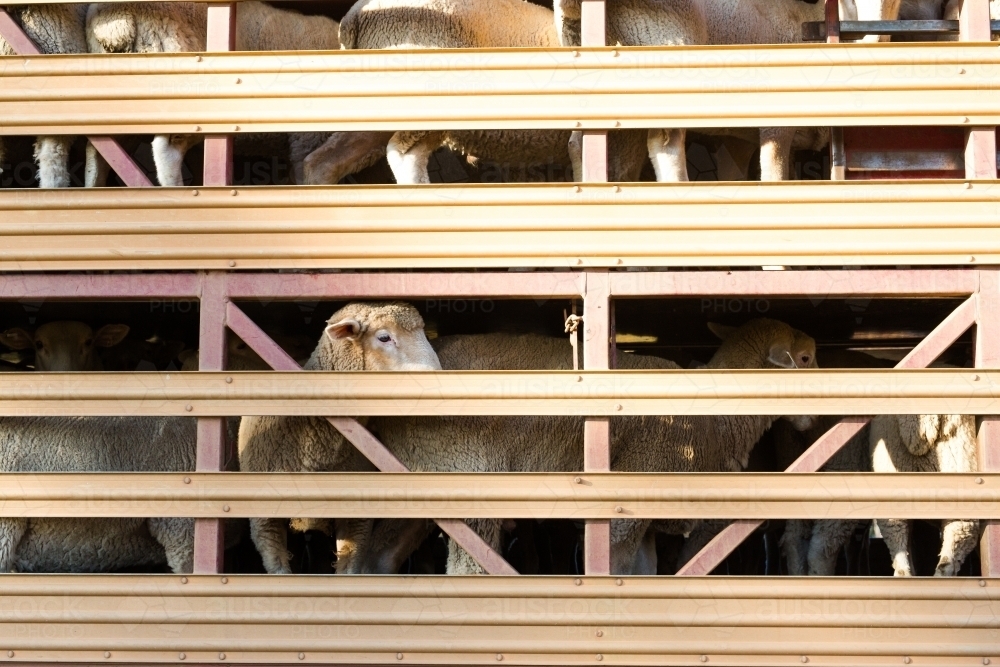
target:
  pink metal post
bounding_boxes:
[960,0,997,180]
[583,271,612,576]
[976,270,1000,576]
[204,3,236,187]
[193,272,228,573]
[0,9,41,55]
[87,137,153,187]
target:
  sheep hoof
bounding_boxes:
[893,567,912,577]
[934,558,956,577]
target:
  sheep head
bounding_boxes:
[308,301,441,372]
[0,321,129,371]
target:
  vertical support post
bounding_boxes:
[976,269,1000,576]
[194,271,228,573]
[960,0,997,180]
[583,270,611,576]
[204,3,236,187]
[580,0,610,577]
[826,0,844,181]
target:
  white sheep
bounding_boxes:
[1,4,87,188]
[237,302,441,575]
[85,1,339,186]
[327,318,817,576]
[870,413,979,576]
[0,320,196,573]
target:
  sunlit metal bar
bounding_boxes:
[0,575,995,665]
[1,472,997,519]
[3,45,1000,134]
[977,269,1000,576]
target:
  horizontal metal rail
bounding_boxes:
[1,369,998,416]
[0,472,997,519]
[2,182,1000,269]
[1,44,999,134]
[802,19,1000,41]
[0,575,995,665]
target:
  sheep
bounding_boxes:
[1,4,87,188]
[0,320,197,573]
[870,414,979,576]
[84,1,339,186]
[304,0,703,185]
[237,302,442,575]
[328,318,816,576]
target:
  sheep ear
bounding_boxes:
[707,322,736,340]
[93,324,130,348]
[767,343,797,369]
[326,319,363,340]
[0,328,34,350]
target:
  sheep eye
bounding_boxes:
[377,333,392,343]
[34,341,44,351]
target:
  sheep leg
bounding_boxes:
[364,518,435,574]
[84,140,111,187]
[446,519,502,575]
[781,519,812,575]
[335,518,374,575]
[34,136,74,188]
[876,518,913,576]
[0,518,27,573]
[934,519,979,577]
[152,134,203,187]
[148,517,195,574]
[567,131,584,182]
[610,518,653,575]
[758,127,798,181]
[387,131,443,185]
[300,131,393,185]
[647,129,689,182]
[250,517,294,574]
[853,0,901,42]
[628,529,658,575]
[807,519,863,576]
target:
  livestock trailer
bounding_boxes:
[0,0,998,665]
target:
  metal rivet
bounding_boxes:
[221,577,228,584]
[963,117,970,123]
[225,377,233,384]
[231,189,238,196]
[396,654,403,661]
[234,126,240,132]
[965,182,972,189]
[7,652,13,658]
[574,476,583,484]
[615,506,623,513]
[801,657,809,663]
[596,655,603,662]
[976,477,984,484]
[183,477,191,484]
[903,658,911,665]
[983,659,990,665]
[180,577,188,584]
[576,375,583,382]
[959,68,966,74]
[185,405,193,412]
[299,654,306,661]
[615,579,623,586]
[574,578,582,586]
[195,126,202,132]
[196,55,202,62]
[228,260,236,267]
[574,185,582,193]
[613,185,621,193]
[219,654,226,661]
[179,653,186,661]
[974,375,981,381]
[970,256,977,262]
[700,656,708,663]
[192,190,199,196]
[617,259,623,265]
[596,630,603,637]
[496,655,503,662]
[223,505,231,512]
[614,121,621,127]
[615,404,623,411]
[235,78,241,84]
[575,121,582,127]
[612,49,619,57]
[573,50,580,57]
[105,652,112,659]
[576,258,584,265]
[980,580,987,587]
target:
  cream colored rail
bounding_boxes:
[0,575,995,665]
[1,369,997,416]
[2,182,999,269]
[0,472,997,519]
[1,44,999,134]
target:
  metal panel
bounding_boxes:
[0,576,995,665]
[1,472,997,519]
[2,369,999,416]
[2,45,1000,134]
[3,183,1000,270]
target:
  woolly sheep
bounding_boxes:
[329,319,817,576]
[1,4,87,188]
[85,1,339,186]
[871,413,979,576]
[237,302,441,575]
[0,320,197,573]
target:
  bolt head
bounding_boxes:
[219,654,226,661]
[983,659,990,665]
[223,505,231,512]
[192,190,199,196]
[596,630,603,637]
[183,477,191,484]
[574,578,582,586]
[226,377,233,384]
[615,578,623,586]
[7,652,14,658]
[180,577,188,584]
[396,654,403,660]
[179,653,186,661]
[801,657,809,663]
[184,405,193,412]
[615,506,623,513]
[980,580,987,587]
[299,654,306,661]
[903,658,911,665]
[700,656,708,663]
[228,261,236,268]
[574,477,583,484]
[496,654,503,661]
[221,577,228,584]
[596,655,603,662]
[231,189,238,196]
[977,477,985,484]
